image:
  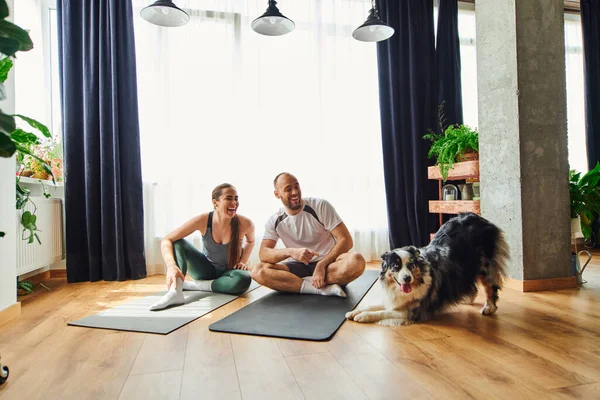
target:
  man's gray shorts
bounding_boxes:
[283,261,318,278]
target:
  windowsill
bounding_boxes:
[17,176,64,187]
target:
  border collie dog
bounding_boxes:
[346,213,509,326]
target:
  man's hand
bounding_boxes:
[290,248,319,265]
[312,261,327,288]
[234,262,251,271]
[166,265,185,289]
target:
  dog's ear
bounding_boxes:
[380,251,391,269]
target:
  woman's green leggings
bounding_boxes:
[173,239,251,295]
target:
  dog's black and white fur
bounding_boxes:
[346,213,509,326]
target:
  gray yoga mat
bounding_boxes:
[68,281,260,335]
[209,270,379,341]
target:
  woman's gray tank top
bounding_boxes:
[202,212,230,270]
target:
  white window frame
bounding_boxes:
[41,0,58,140]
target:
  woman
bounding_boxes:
[150,183,255,311]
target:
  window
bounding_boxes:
[134,0,390,264]
[14,0,61,142]
[453,6,588,173]
[457,4,478,129]
[564,13,587,173]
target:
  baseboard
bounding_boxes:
[20,268,66,282]
[22,270,51,285]
[505,276,578,292]
[0,302,21,327]
[50,269,67,279]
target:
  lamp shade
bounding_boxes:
[352,7,394,42]
[251,1,295,36]
[141,0,190,27]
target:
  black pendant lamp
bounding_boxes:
[141,0,190,27]
[353,0,394,42]
[251,0,295,36]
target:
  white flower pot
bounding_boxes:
[571,217,584,239]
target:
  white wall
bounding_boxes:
[0,0,18,313]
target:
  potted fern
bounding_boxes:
[423,124,479,181]
[570,162,600,242]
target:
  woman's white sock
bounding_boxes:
[149,278,185,311]
[182,279,214,292]
[300,277,346,298]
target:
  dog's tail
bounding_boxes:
[490,230,510,284]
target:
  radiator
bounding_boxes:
[16,197,65,276]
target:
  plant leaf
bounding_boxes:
[17,281,34,294]
[0,36,19,58]
[0,56,12,82]
[11,128,40,145]
[16,180,30,195]
[0,109,15,134]
[0,130,15,157]
[21,210,32,225]
[13,114,51,138]
[0,0,9,19]
[0,19,34,53]
[0,231,5,238]
[580,162,600,187]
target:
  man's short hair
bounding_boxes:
[273,172,294,188]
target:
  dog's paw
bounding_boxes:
[377,319,405,327]
[345,310,362,320]
[480,302,498,316]
[353,312,376,324]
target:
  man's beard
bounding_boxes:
[287,199,302,210]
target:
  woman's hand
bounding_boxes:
[166,265,185,289]
[234,262,251,271]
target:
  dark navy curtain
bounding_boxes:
[581,0,600,170]
[581,0,600,247]
[435,0,463,127]
[57,0,147,282]
[377,0,437,248]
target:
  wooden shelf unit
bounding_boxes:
[429,200,481,214]
[428,160,480,242]
[427,160,479,181]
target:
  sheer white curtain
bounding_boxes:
[565,14,587,174]
[13,0,56,136]
[457,6,478,129]
[133,0,390,273]
[434,3,478,129]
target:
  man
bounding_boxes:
[251,172,366,297]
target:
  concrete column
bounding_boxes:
[476,0,571,281]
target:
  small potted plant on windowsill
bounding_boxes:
[423,124,479,181]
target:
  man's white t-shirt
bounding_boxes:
[263,197,343,263]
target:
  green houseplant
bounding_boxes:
[423,123,479,181]
[570,162,600,242]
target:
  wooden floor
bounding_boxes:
[1,253,600,400]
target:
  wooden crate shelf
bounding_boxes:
[429,200,481,215]
[428,160,479,180]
